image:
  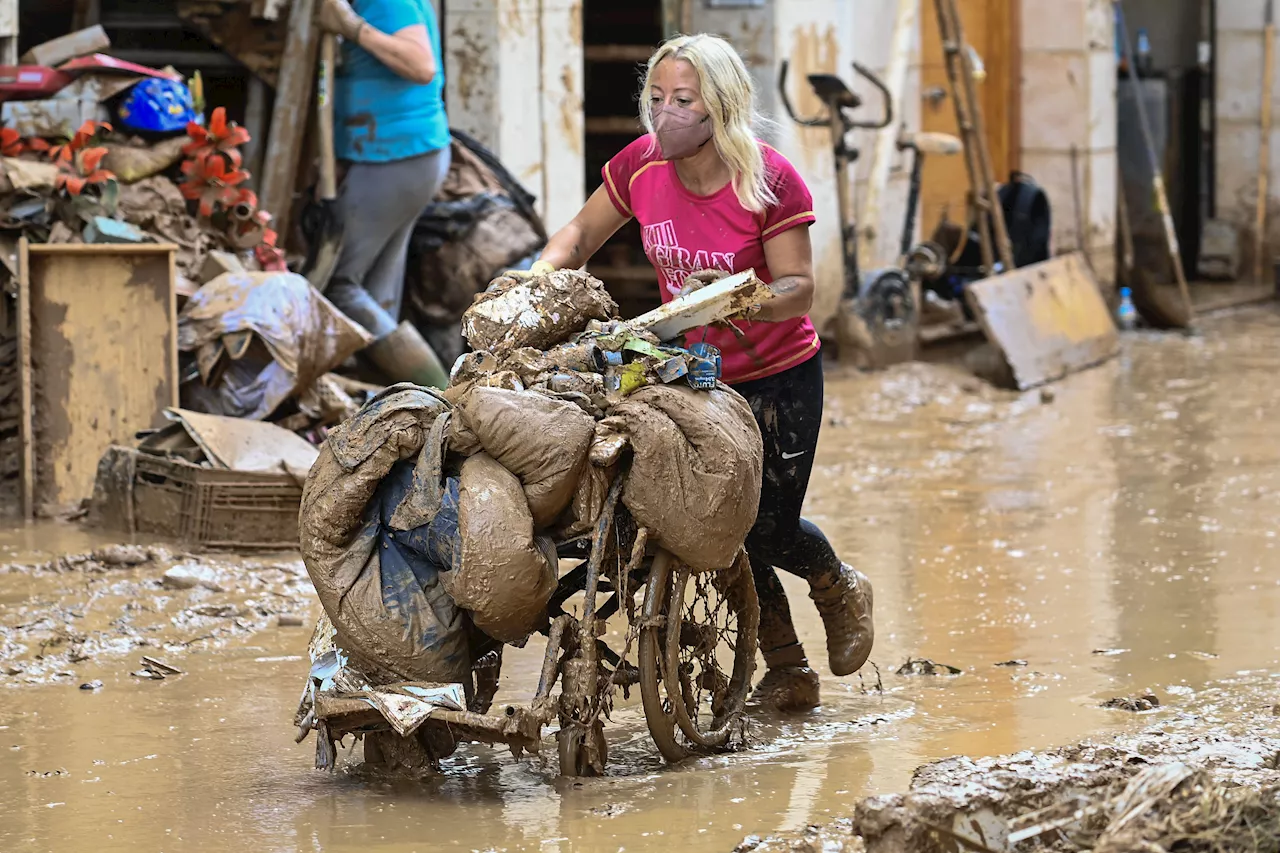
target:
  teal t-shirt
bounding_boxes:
[335,0,449,162]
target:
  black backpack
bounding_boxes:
[998,171,1051,268]
[951,171,1052,274]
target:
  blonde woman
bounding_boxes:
[525,34,874,711]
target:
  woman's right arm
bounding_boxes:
[539,185,631,270]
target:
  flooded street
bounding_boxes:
[3,306,1279,853]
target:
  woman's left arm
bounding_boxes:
[320,0,437,84]
[757,226,816,322]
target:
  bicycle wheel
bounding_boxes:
[639,549,759,761]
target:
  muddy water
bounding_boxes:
[3,307,1280,853]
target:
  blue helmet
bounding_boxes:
[117,78,202,134]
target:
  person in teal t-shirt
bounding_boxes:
[317,0,452,387]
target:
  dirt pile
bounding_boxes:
[736,689,1280,853]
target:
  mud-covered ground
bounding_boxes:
[1,306,1279,853]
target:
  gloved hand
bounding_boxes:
[502,259,556,280]
[319,0,365,41]
[678,268,727,297]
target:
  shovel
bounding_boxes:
[304,32,343,292]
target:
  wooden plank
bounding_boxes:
[259,0,320,239]
[965,252,1119,390]
[17,237,32,521]
[25,244,178,515]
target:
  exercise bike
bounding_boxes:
[778,60,960,366]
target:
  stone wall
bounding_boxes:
[1215,1,1278,274]
[1020,0,1118,290]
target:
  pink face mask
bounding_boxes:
[652,104,713,160]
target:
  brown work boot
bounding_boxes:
[752,642,820,712]
[810,565,875,677]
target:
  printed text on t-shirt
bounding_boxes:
[641,219,736,296]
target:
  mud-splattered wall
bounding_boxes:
[444,0,586,235]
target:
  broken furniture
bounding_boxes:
[17,240,179,518]
[964,252,1119,390]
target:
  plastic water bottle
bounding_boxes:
[1136,29,1153,76]
[1117,286,1137,331]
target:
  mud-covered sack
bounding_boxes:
[454,386,595,528]
[178,271,373,420]
[606,384,763,572]
[461,269,617,355]
[447,452,557,645]
[299,385,472,683]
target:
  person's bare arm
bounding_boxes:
[757,226,816,321]
[356,23,437,84]
[539,185,631,270]
[319,0,436,84]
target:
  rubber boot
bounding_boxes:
[363,321,449,389]
[810,564,875,677]
[752,641,820,713]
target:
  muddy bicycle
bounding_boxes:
[301,474,761,777]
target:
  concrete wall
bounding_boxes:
[690,0,923,335]
[1215,1,1277,270]
[444,0,585,234]
[1019,0,1118,288]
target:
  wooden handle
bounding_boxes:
[317,33,338,202]
[1255,23,1275,285]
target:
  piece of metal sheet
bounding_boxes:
[964,252,1119,390]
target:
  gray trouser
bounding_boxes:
[326,146,452,339]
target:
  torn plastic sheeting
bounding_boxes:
[364,684,467,737]
[178,271,373,420]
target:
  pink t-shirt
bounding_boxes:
[602,136,821,384]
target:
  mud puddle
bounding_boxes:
[2,306,1280,852]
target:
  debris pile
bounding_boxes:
[294,268,765,765]
[0,31,283,284]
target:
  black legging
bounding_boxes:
[730,352,843,658]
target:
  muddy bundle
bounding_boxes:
[299,385,475,684]
[445,268,764,635]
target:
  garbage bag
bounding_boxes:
[405,128,546,327]
[447,452,557,645]
[299,385,472,683]
[454,386,595,528]
[605,384,763,572]
[461,269,617,355]
[178,271,373,420]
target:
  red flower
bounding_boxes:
[183,107,250,162]
[48,120,112,164]
[55,146,116,196]
[179,151,251,217]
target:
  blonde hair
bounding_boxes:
[640,34,777,213]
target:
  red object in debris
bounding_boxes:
[0,66,75,102]
[255,244,288,272]
[57,54,180,80]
